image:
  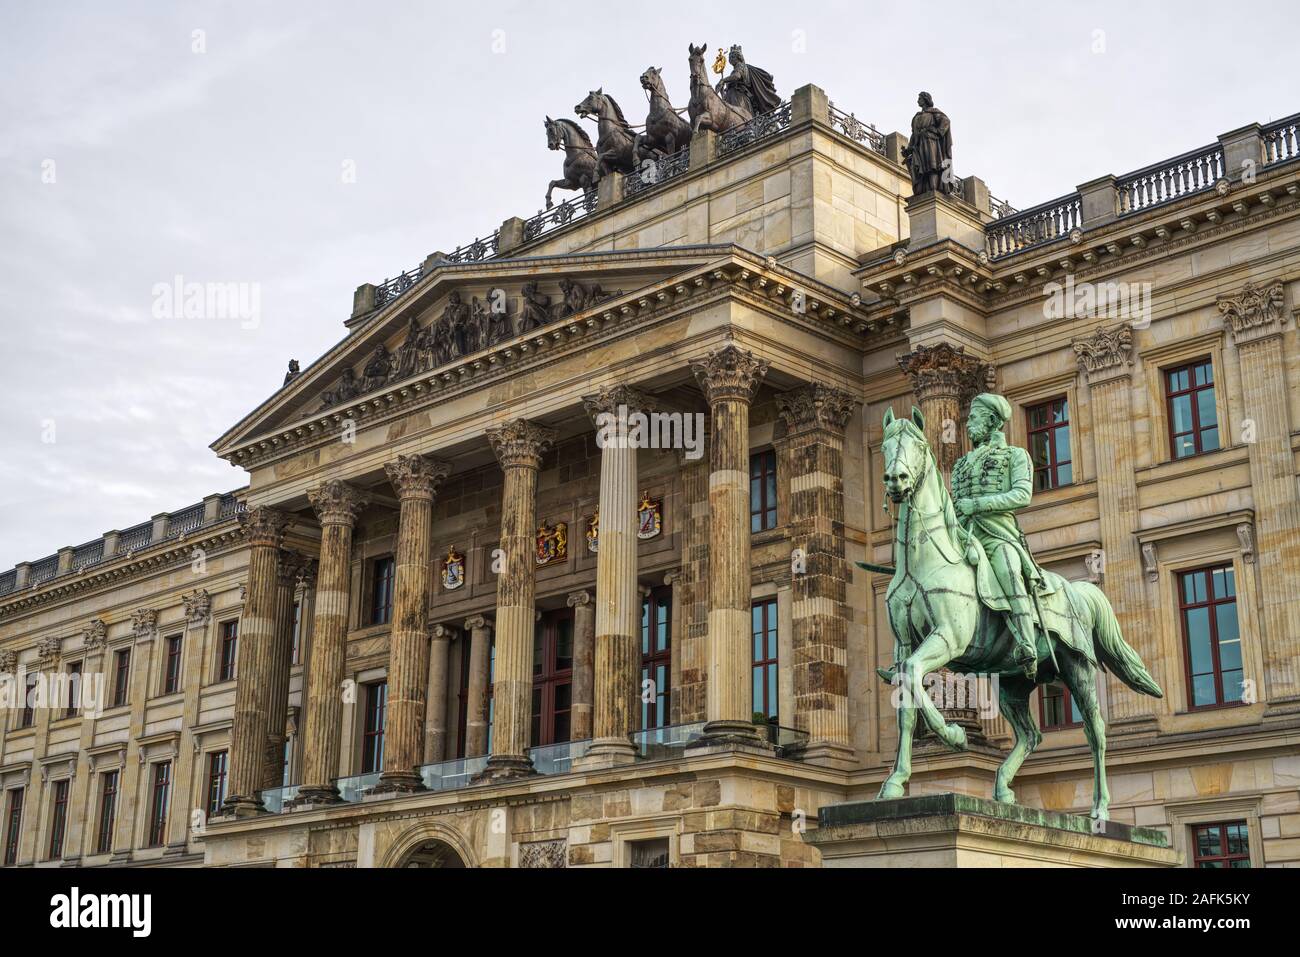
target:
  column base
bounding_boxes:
[286,784,343,809]
[471,755,536,785]
[372,770,426,794]
[219,794,267,818]
[790,739,858,770]
[690,720,774,751]
[574,738,638,770]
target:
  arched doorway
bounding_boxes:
[398,839,467,868]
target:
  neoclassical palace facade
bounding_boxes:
[2,82,1298,868]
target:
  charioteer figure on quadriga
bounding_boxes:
[863,393,1163,821]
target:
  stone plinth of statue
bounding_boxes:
[805,793,1180,868]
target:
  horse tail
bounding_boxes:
[1077,581,1162,698]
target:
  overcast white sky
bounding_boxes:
[1,0,1296,570]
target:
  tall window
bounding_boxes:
[1192,821,1250,868]
[750,449,778,533]
[291,599,302,664]
[752,599,779,724]
[3,788,23,866]
[95,770,119,856]
[369,556,396,626]
[1026,397,1072,490]
[206,751,228,817]
[641,587,672,731]
[64,661,82,719]
[1039,681,1083,730]
[163,635,183,695]
[20,673,38,728]
[531,609,574,747]
[112,648,132,707]
[146,761,171,848]
[47,779,69,860]
[361,681,387,774]
[1166,359,1219,459]
[1179,565,1242,709]
[218,621,238,682]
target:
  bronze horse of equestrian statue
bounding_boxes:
[543,116,598,209]
[633,65,692,167]
[575,88,637,178]
[686,42,752,134]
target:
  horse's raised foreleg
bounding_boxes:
[993,675,1039,805]
[902,631,967,751]
[1060,649,1110,820]
[546,179,570,209]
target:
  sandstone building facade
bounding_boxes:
[2,83,1298,868]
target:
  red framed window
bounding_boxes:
[361,681,387,774]
[64,661,82,719]
[1039,681,1083,730]
[1192,821,1250,868]
[206,750,228,817]
[112,648,132,707]
[1166,359,1219,459]
[290,599,302,664]
[750,449,778,533]
[641,587,672,731]
[3,788,24,866]
[95,770,119,856]
[369,556,396,626]
[218,621,238,682]
[1179,565,1242,710]
[531,608,574,747]
[163,635,183,695]
[47,779,69,860]
[20,672,38,728]
[1026,397,1072,490]
[752,599,779,724]
[146,761,171,848]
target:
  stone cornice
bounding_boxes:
[216,250,879,473]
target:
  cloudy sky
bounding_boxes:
[1,0,1295,569]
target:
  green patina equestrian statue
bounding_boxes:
[861,397,1163,820]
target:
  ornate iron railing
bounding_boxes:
[1264,113,1300,166]
[624,147,691,198]
[374,265,423,308]
[72,540,105,571]
[717,100,793,157]
[219,494,244,518]
[117,523,153,554]
[989,193,1018,218]
[985,192,1082,260]
[827,101,885,154]
[29,556,59,585]
[0,570,15,597]
[1117,144,1223,216]
[444,231,500,265]
[523,187,599,242]
[166,504,205,538]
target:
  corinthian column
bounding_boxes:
[375,454,451,793]
[896,342,994,477]
[776,383,858,765]
[690,342,768,745]
[262,549,308,791]
[1073,324,1160,726]
[476,419,556,782]
[567,592,595,741]
[581,386,653,764]
[223,505,290,815]
[1220,282,1300,706]
[292,480,369,806]
[424,624,454,764]
[463,616,493,757]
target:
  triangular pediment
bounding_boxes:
[211,245,740,460]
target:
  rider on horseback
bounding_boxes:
[952,393,1045,680]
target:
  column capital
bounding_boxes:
[385,454,452,501]
[486,418,556,470]
[1072,323,1134,385]
[776,383,860,436]
[896,342,993,405]
[1218,280,1287,346]
[430,623,457,641]
[308,480,369,527]
[566,590,593,608]
[663,569,683,587]
[130,608,158,643]
[37,634,63,669]
[81,618,109,650]
[464,615,493,632]
[690,342,769,406]
[240,505,291,549]
[581,385,656,426]
[276,549,309,587]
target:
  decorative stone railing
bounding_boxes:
[1117,143,1224,217]
[985,192,1082,260]
[1264,113,1300,166]
[828,101,885,154]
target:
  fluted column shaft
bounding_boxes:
[691,344,768,743]
[261,551,305,791]
[478,419,555,781]
[424,625,453,764]
[293,481,368,805]
[463,616,493,757]
[568,594,595,741]
[223,506,289,815]
[377,455,450,792]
